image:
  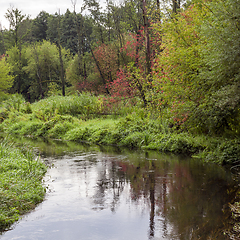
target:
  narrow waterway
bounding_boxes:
[0,139,235,240]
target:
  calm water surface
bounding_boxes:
[0,140,235,240]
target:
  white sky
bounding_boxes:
[0,0,85,29]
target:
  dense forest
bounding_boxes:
[0,0,239,137]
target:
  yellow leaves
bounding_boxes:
[151,2,212,120]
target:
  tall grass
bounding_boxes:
[32,93,100,119]
[0,138,47,231]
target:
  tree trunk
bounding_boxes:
[156,0,161,20]
[58,45,65,96]
[172,0,180,14]
[142,0,151,76]
[33,45,44,99]
[133,73,147,107]
[57,11,65,96]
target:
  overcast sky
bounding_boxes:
[0,0,86,29]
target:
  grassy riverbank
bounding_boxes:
[1,94,240,166]
[0,94,240,236]
[0,138,47,231]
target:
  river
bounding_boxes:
[0,139,235,240]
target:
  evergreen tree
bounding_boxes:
[61,9,78,55]
[31,11,49,42]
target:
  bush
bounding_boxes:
[21,102,32,114]
[88,128,110,144]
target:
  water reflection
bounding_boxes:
[0,139,234,240]
[82,151,233,240]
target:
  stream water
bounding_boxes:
[0,139,236,240]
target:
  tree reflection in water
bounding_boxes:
[88,150,233,240]
[2,138,234,240]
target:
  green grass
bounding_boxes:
[0,138,47,231]
[31,93,100,119]
[1,94,239,166]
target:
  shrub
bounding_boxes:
[88,128,110,144]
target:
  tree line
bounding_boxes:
[0,0,239,137]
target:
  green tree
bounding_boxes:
[31,11,49,42]
[83,0,106,44]
[5,7,29,95]
[195,0,240,135]
[0,23,6,54]
[172,0,181,14]
[46,13,60,44]
[47,12,67,96]
[23,41,70,100]
[61,9,78,55]
[5,7,28,47]
[151,0,240,136]
[6,45,30,99]
[0,56,14,95]
[151,1,208,125]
